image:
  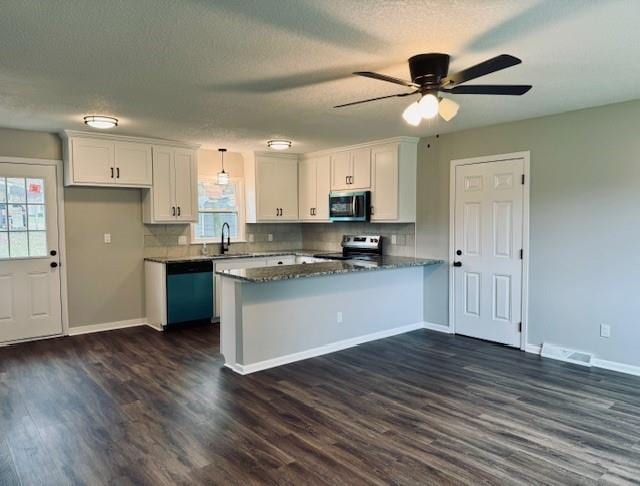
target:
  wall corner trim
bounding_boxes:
[67,318,158,336]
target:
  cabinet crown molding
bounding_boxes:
[302,136,419,159]
[61,130,200,150]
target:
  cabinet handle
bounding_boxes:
[276,208,279,217]
[110,167,114,179]
[345,175,349,185]
[172,206,176,216]
[349,176,353,184]
[116,167,120,179]
[177,206,181,216]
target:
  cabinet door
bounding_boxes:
[330,151,351,190]
[114,142,152,186]
[151,146,176,222]
[371,144,399,221]
[277,159,299,220]
[174,149,197,222]
[350,147,371,189]
[314,155,331,220]
[257,156,283,220]
[299,159,316,220]
[71,138,115,184]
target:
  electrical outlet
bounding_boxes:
[336,312,343,323]
[178,235,188,246]
[268,234,274,242]
[600,324,611,338]
[103,233,111,244]
[248,233,255,243]
[391,234,397,245]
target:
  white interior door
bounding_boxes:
[453,158,524,346]
[0,163,63,343]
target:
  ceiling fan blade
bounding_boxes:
[334,91,416,108]
[441,85,532,96]
[353,71,419,88]
[438,98,460,121]
[441,54,522,88]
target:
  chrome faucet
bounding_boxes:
[220,222,231,254]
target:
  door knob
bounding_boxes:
[453,261,462,267]
[50,262,58,268]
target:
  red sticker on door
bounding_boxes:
[29,183,41,193]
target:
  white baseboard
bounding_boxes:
[525,343,542,354]
[68,318,153,336]
[592,358,640,377]
[423,321,453,334]
[525,342,640,377]
[230,321,425,375]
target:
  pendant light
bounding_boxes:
[217,148,229,185]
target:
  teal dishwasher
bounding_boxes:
[166,260,213,326]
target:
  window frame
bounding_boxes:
[190,176,246,244]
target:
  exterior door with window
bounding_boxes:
[453,158,524,347]
[0,163,62,343]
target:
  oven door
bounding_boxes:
[329,191,370,222]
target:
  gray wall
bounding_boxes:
[0,127,146,327]
[417,99,640,367]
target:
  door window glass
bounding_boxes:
[0,176,47,258]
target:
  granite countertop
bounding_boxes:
[144,250,316,264]
[216,256,444,283]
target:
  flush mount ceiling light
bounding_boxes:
[335,53,531,126]
[267,139,292,150]
[83,115,118,129]
[217,148,229,185]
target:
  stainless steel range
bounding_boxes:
[314,235,383,262]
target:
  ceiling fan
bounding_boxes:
[334,53,532,125]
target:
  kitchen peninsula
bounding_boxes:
[218,255,442,374]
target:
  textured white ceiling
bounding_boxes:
[1,0,639,152]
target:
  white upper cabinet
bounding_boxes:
[143,146,198,224]
[113,142,152,186]
[350,147,371,189]
[371,144,399,220]
[173,149,197,222]
[307,137,418,223]
[245,153,299,222]
[64,133,152,187]
[299,156,330,221]
[330,147,371,191]
[69,138,115,185]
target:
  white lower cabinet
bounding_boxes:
[143,146,197,223]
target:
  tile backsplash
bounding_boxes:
[143,223,303,258]
[143,222,415,258]
[302,222,416,256]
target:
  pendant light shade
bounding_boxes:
[217,148,229,185]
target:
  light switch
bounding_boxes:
[104,233,111,244]
[178,235,188,246]
[391,235,397,245]
[268,234,274,242]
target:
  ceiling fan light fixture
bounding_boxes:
[83,115,118,129]
[402,101,422,126]
[267,139,292,150]
[438,97,460,122]
[418,94,439,119]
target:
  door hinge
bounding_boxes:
[521,174,525,185]
[518,322,522,332]
[520,249,523,259]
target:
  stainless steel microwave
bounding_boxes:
[329,191,371,222]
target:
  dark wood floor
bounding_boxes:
[1,325,639,485]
